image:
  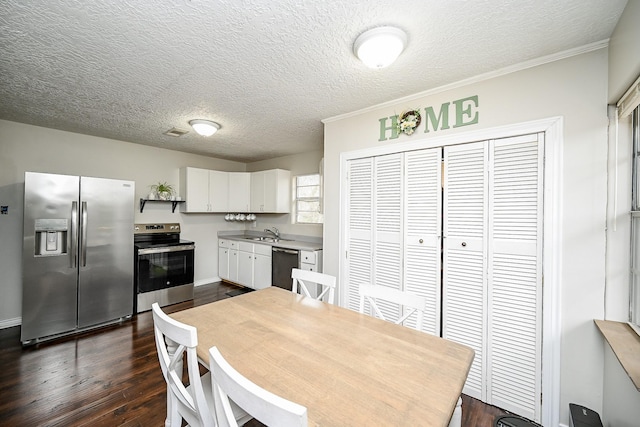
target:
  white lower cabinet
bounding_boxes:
[219,239,272,289]
[218,239,230,280]
[299,250,323,298]
[228,249,239,283]
[300,250,322,272]
[253,244,272,290]
[237,242,254,286]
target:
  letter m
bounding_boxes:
[423,103,450,133]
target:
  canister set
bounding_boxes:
[224,213,256,221]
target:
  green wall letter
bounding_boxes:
[378,116,400,141]
[453,95,479,128]
[423,103,450,133]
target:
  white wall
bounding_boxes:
[608,0,640,103]
[0,119,248,325]
[604,0,640,425]
[323,48,609,426]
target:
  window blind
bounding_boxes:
[618,74,640,118]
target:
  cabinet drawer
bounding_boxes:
[254,243,272,256]
[300,250,316,264]
[300,263,317,272]
[238,241,254,252]
[219,239,229,248]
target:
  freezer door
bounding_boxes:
[77,176,135,328]
[21,172,80,342]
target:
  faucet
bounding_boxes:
[264,227,280,239]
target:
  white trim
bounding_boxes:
[323,40,608,123]
[338,116,562,427]
[0,317,21,329]
[195,277,218,286]
[541,117,563,427]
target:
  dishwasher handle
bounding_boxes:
[272,247,299,255]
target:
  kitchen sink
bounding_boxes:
[245,236,292,243]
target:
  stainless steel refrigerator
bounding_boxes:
[21,172,135,344]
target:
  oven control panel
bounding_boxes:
[134,223,181,234]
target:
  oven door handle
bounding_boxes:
[138,245,195,255]
[272,247,299,255]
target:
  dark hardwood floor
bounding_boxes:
[0,282,507,426]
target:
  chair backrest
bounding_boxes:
[291,268,337,304]
[209,346,308,427]
[358,283,426,330]
[152,303,214,427]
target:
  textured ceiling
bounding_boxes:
[0,0,628,162]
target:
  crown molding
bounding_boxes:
[322,39,609,124]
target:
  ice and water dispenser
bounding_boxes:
[34,219,68,256]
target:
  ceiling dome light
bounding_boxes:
[189,119,220,136]
[353,26,407,69]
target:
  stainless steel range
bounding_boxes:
[134,223,195,313]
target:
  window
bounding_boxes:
[294,174,323,224]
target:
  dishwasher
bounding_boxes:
[271,247,299,290]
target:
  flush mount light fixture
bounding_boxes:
[189,119,220,136]
[353,26,407,69]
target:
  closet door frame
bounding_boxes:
[339,116,563,427]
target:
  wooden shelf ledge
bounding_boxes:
[595,319,640,391]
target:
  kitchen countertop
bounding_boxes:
[218,231,323,251]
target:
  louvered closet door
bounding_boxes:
[442,141,488,400]
[487,134,543,421]
[370,153,404,321]
[345,158,374,311]
[404,148,442,334]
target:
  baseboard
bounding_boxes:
[0,317,21,329]
[195,277,220,286]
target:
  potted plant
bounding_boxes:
[150,181,174,200]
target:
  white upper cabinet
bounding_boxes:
[182,167,290,214]
[228,172,251,212]
[180,167,229,212]
[250,169,291,213]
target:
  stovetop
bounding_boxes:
[134,223,194,248]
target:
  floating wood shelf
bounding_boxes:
[595,319,640,391]
[139,198,185,213]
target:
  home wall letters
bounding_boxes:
[378,95,479,141]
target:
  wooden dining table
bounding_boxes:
[171,286,474,426]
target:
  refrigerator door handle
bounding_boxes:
[70,201,78,268]
[80,201,88,267]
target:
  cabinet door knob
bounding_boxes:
[419,239,424,244]
[461,242,467,247]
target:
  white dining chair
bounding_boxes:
[358,283,427,330]
[152,302,213,427]
[209,346,308,427]
[152,303,252,427]
[448,396,462,427]
[291,268,337,304]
